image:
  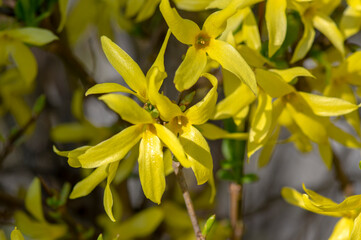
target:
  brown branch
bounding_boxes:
[332,151,354,196]
[230,183,244,240]
[172,161,205,240]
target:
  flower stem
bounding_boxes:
[230,182,244,240]
[172,161,205,240]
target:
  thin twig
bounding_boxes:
[332,151,354,196]
[172,161,205,240]
[230,183,244,240]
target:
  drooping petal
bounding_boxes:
[57,0,69,32]
[174,46,207,92]
[163,149,174,176]
[53,145,91,168]
[281,187,306,208]
[99,94,154,124]
[173,0,213,11]
[159,0,200,44]
[351,212,361,240]
[270,67,315,83]
[7,41,37,85]
[299,92,359,116]
[266,0,287,57]
[25,178,44,222]
[5,28,58,46]
[197,123,248,140]
[135,0,160,22]
[10,228,24,240]
[318,141,332,169]
[153,123,191,168]
[138,126,165,204]
[207,39,257,95]
[312,12,345,57]
[79,125,143,168]
[249,88,273,143]
[180,125,213,185]
[104,161,120,222]
[258,126,280,168]
[329,218,354,240]
[213,82,256,119]
[327,123,361,148]
[316,194,361,212]
[69,165,108,199]
[340,6,361,39]
[291,18,315,63]
[148,29,171,76]
[185,73,218,125]
[255,69,295,98]
[86,83,137,96]
[101,36,148,97]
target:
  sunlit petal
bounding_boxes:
[266,0,287,57]
[291,19,315,63]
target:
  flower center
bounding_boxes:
[195,32,210,49]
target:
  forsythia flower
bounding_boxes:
[282,184,361,240]
[160,0,257,94]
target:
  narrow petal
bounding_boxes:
[327,123,361,148]
[207,39,257,95]
[159,0,200,44]
[281,187,306,208]
[10,228,24,240]
[99,94,154,124]
[138,127,165,204]
[291,19,315,63]
[185,73,218,125]
[258,127,280,168]
[249,89,273,143]
[180,125,213,185]
[69,165,108,199]
[266,0,287,57]
[174,46,207,91]
[318,141,332,169]
[173,0,213,11]
[163,149,174,176]
[25,178,44,221]
[104,161,120,221]
[79,125,143,168]
[125,0,144,17]
[153,123,191,168]
[6,27,58,46]
[148,29,171,75]
[312,13,345,57]
[197,123,248,140]
[8,42,37,85]
[270,67,315,83]
[299,92,359,116]
[101,36,147,97]
[255,69,295,98]
[341,6,361,39]
[86,83,137,96]
[53,145,91,168]
[135,0,160,22]
[351,213,361,240]
[238,8,261,51]
[57,0,69,32]
[329,218,354,240]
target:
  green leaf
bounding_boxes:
[32,94,46,114]
[202,214,216,237]
[240,173,259,184]
[97,234,103,240]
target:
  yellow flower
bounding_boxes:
[282,184,361,240]
[340,0,361,39]
[160,0,257,94]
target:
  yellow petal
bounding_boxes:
[213,82,256,119]
[173,0,213,11]
[270,67,315,83]
[79,125,143,168]
[197,123,248,140]
[138,127,165,204]
[114,146,138,184]
[237,8,261,51]
[163,149,174,176]
[10,228,24,240]
[299,92,359,116]
[101,36,147,97]
[281,187,306,208]
[153,123,191,168]
[348,0,361,10]
[5,28,58,46]
[159,0,200,44]
[125,0,143,17]
[351,212,361,240]
[318,141,332,169]
[312,13,345,57]
[207,39,257,95]
[99,94,154,124]
[329,218,354,240]
[291,19,315,63]
[57,0,69,32]
[237,45,273,68]
[86,83,137,97]
[53,145,91,168]
[266,0,287,57]
[7,42,37,85]
[174,46,207,92]
[51,123,97,143]
[327,123,361,148]
[249,89,273,143]
[25,178,44,221]
[185,73,218,125]
[69,165,108,199]
[180,125,213,185]
[202,0,239,38]
[258,126,280,168]
[135,0,161,22]
[207,0,262,10]
[255,69,295,98]
[104,161,119,222]
[341,6,361,39]
[317,194,361,212]
[148,29,171,75]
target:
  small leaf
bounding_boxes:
[97,234,103,240]
[240,173,259,184]
[58,182,71,206]
[202,214,216,237]
[32,94,46,114]
[25,178,44,221]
